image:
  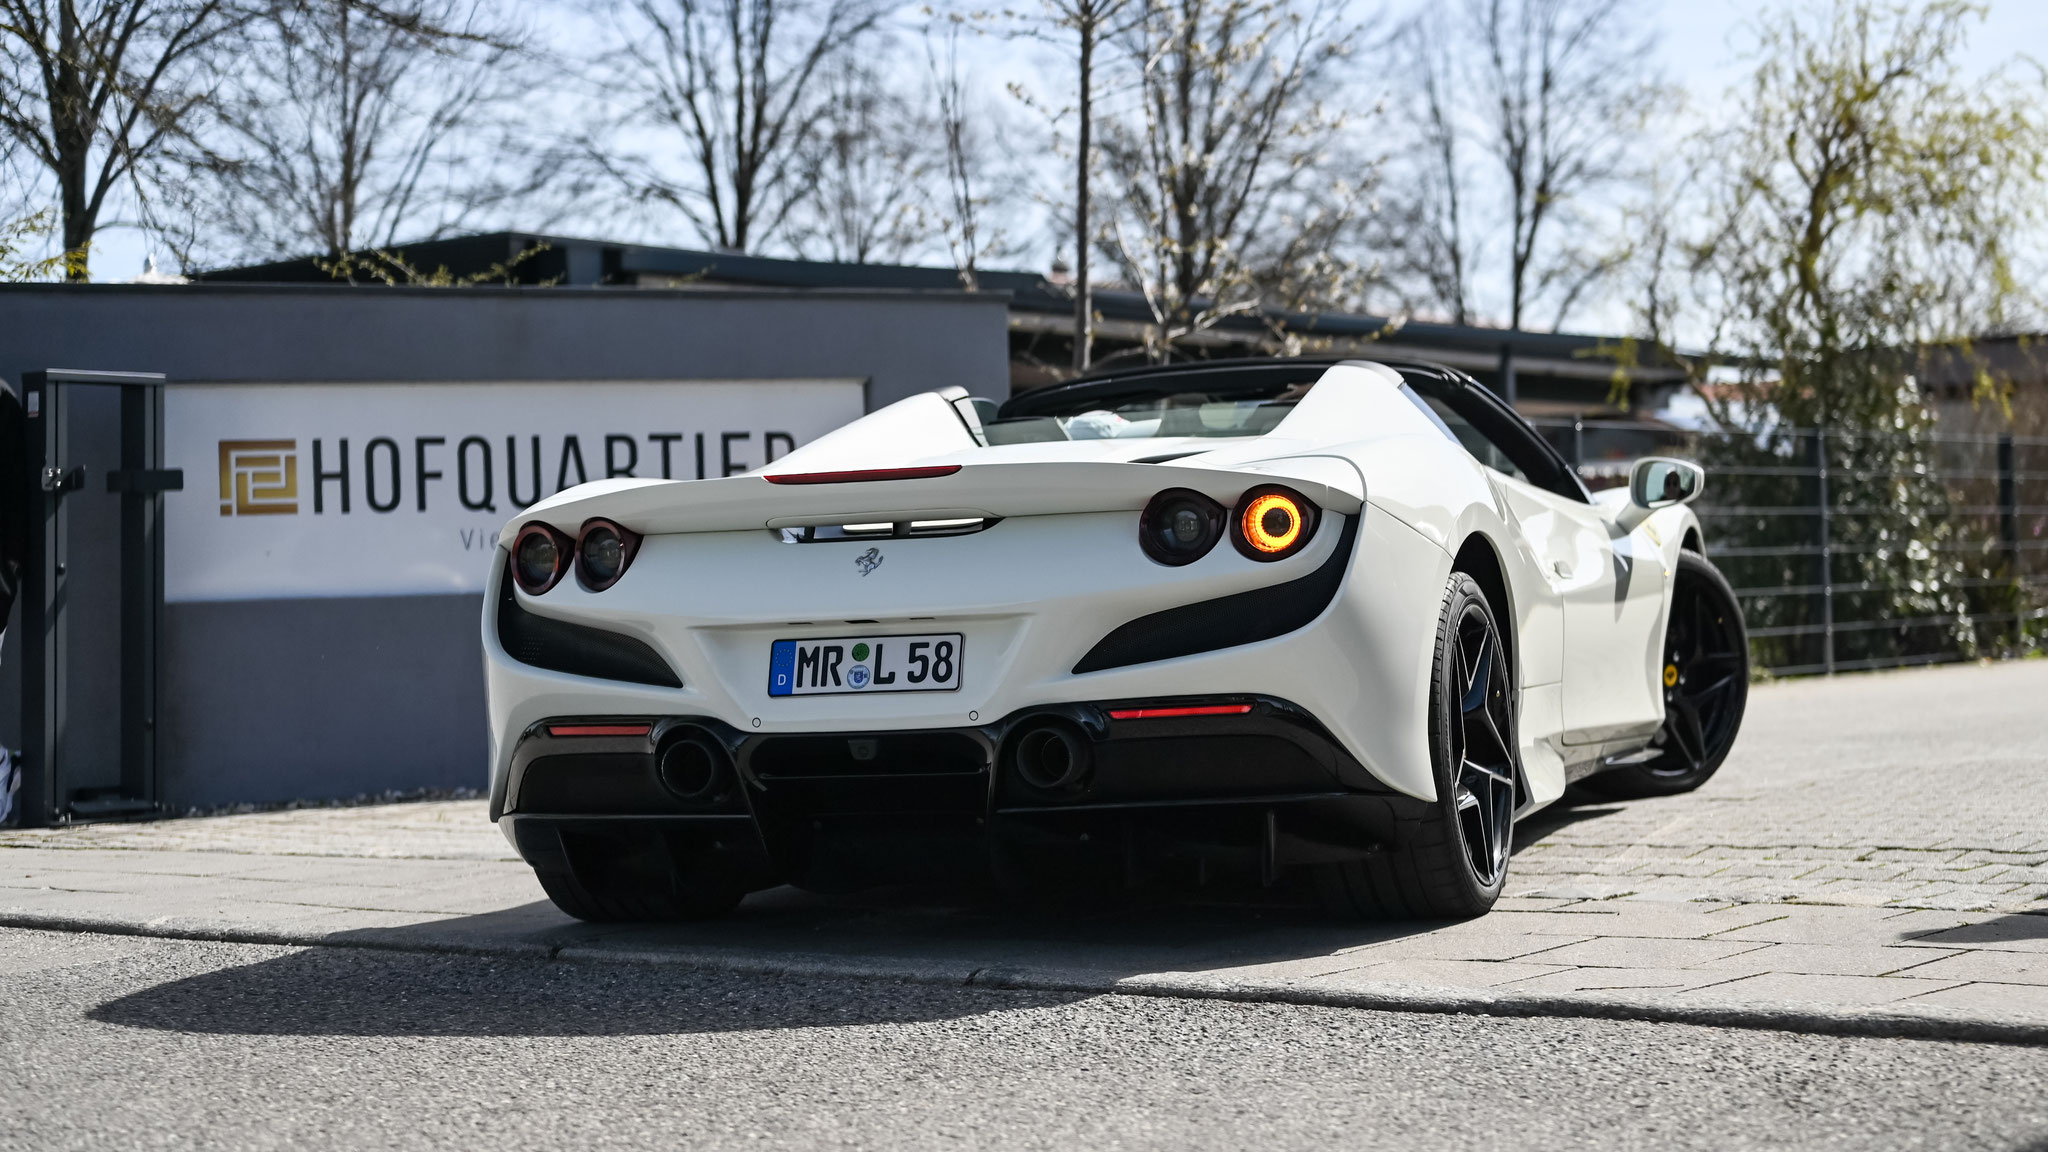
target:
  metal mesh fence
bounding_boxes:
[1526,417,2048,677]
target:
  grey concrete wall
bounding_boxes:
[159,596,488,809]
[0,285,1011,812]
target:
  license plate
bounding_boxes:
[768,634,964,697]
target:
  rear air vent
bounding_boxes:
[497,570,682,688]
[778,518,999,543]
[1073,514,1357,673]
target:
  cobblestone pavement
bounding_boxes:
[1,660,2044,1035]
[1508,659,2048,913]
[0,798,512,861]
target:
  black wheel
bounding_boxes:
[1585,549,1748,798]
[1317,572,1517,919]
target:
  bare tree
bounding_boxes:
[1097,0,1365,360]
[0,0,241,278]
[597,0,885,253]
[1021,0,1138,368]
[783,60,932,265]
[1373,0,1662,329]
[180,0,530,264]
[923,14,1015,289]
[1473,0,1658,329]
[1054,0,1128,368]
[1367,12,1473,323]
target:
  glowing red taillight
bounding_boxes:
[765,466,962,485]
[546,724,652,738]
[1107,705,1254,721]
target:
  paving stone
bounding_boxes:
[1896,982,2048,1022]
[1692,942,1963,977]
[1861,848,1967,865]
[1957,850,2048,868]
[1902,917,2048,954]
[1712,907,1982,947]
[1488,896,1589,912]
[1317,958,1573,990]
[1711,862,1824,879]
[1799,864,1917,883]
[1337,932,1596,964]
[1552,903,1787,940]
[1496,966,1766,996]
[1512,936,1772,969]
[1680,972,1966,1007]
[1512,882,1636,901]
[1894,950,2048,985]
[0,848,259,877]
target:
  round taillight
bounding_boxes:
[575,519,641,591]
[1231,485,1318,561]
[1139,488,1226,566]
[511,523,572,595]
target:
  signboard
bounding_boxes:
[163,379,865,601]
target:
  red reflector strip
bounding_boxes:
[1107,705,1254,721]
[546,724,652,738]
[765,465,963,485]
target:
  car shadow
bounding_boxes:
[1514,792,1627,848]
[83,928,1098,1037]
[1898,910,2048,949]
[84,795,1639,1040]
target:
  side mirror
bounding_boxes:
[1629,457,1704,510]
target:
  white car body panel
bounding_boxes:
[483,360,1705,836]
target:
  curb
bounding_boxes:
[6,910,2044,1048]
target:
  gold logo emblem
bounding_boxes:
[218,440,299,516]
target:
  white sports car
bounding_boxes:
[483,358,1748,921]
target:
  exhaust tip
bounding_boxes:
[1009,721,1093,794]
[657,728,732,804]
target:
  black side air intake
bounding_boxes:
[496,572,682,688]
[1073,513,1359,674]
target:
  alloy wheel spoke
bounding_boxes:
[1448,603,1515,887]
[1690,592,1715,663]
[1462,758,1514,790]
[1465,699,1511,762]
[1460,628,1493,714]
[1692,653,1743,677]
[1666,695,1708,771]
[1685,672,1739,702]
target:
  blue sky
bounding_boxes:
[1660,0,2047,104]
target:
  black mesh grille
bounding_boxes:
[748,733,988,779]
[1073,514,1358,674]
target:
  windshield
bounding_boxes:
[985,384,1311,445]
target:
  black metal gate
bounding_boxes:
[17,370,180,825]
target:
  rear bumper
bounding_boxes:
[497,697,1429,891]
[482,503,1459,806]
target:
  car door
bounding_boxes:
[1496,477,1664,743]
[1409,382,1664,746]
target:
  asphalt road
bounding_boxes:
[3,928,2045,1151]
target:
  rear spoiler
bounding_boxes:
[499,456,1365,545]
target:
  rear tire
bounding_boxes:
[1584,550,1748,799]
[1316,572,1516,920]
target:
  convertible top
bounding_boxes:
[1000,356,1589,504]
[997,356,1469,419]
